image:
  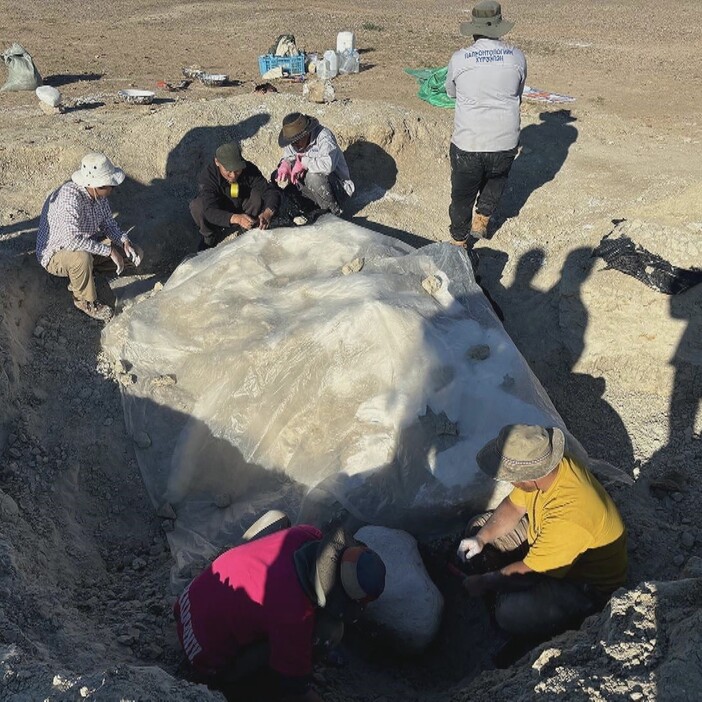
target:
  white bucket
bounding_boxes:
[336,31,356,54]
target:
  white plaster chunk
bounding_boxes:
[355,525,443,654]
[35,85,62,106]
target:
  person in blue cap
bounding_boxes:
[175,512,385,701]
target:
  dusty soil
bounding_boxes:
[1,1,701,701]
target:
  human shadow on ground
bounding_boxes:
[344,140,398,217]
[477,245,634,471]
[493,110,578,233]
[343,140,432,248]
[668,286,702,441]
[0,216,40,254]
[109,112,272,275]
[636,282,702,575]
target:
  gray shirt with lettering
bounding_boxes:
[446,38,527,152]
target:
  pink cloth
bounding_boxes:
[174,525,321,677]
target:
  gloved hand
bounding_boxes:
[109,245,125,275]
[291,155,307,185]
[123,240,143,267]
[275,159,292,185]
[456,536,483,562]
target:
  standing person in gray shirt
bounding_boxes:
[445,1,526,248]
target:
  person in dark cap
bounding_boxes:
[445,1,526,247]
[274,113,354,217]
[456,424,627,648]
[189,141,282,250]
[174,512,385,701]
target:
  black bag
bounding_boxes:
[593,233,702,295]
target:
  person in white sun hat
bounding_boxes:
[35,152,143,322]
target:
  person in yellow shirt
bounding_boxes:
[457,423,627,641]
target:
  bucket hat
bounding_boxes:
[461,1,515,38]
[215,141,246,172]
[476,424,565,482]
[295,522,386,611]
[71,153,125,188]
[278,112,320,147]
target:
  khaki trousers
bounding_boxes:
[45,250,116,303]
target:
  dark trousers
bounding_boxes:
[466,511,608,639]
[189,193,264,249]
[449,143,518,241]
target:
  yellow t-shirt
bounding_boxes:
[508,456,627,591]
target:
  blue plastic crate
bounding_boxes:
[258,54,306,77]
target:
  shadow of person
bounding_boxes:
[343,140,398,217]
[0,215,40,252]
[493,109,578,231]
[668,284,702,441]
[109,112,272,274]
[497,247,634,471]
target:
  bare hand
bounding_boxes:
[232,213,256,230]
[110,246,125,275]
[258,208,274,231]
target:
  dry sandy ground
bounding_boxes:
[1,1,701,700]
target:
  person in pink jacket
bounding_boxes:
[174,514,385,701]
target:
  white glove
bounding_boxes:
[123,240,143,267]
[109,246,125,275]
[457,537,483,562]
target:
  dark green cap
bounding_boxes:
[215,142,246,172]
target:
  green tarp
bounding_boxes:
[405,67,455,109]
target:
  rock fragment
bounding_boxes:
[341,257,365,275]
[468,344,490,361]
[156,502,177,520]
[133,431,151,449]
[421,275,442,295]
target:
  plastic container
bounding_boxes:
[336,31,356,54]
[258,54,306,76]
[338,49,360,75]
[324,50,338,78]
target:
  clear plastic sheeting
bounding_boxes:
[102,217,569,580]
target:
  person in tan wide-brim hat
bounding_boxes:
[274,112,355,219]
[455,424,627,659]
[35,152,143,322]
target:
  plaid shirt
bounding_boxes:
[36,181,127,269]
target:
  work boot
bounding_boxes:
[470,213,490,239]
[73,298,113,322]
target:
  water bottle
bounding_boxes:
[323,50,338,78]
[338,49,360,74]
